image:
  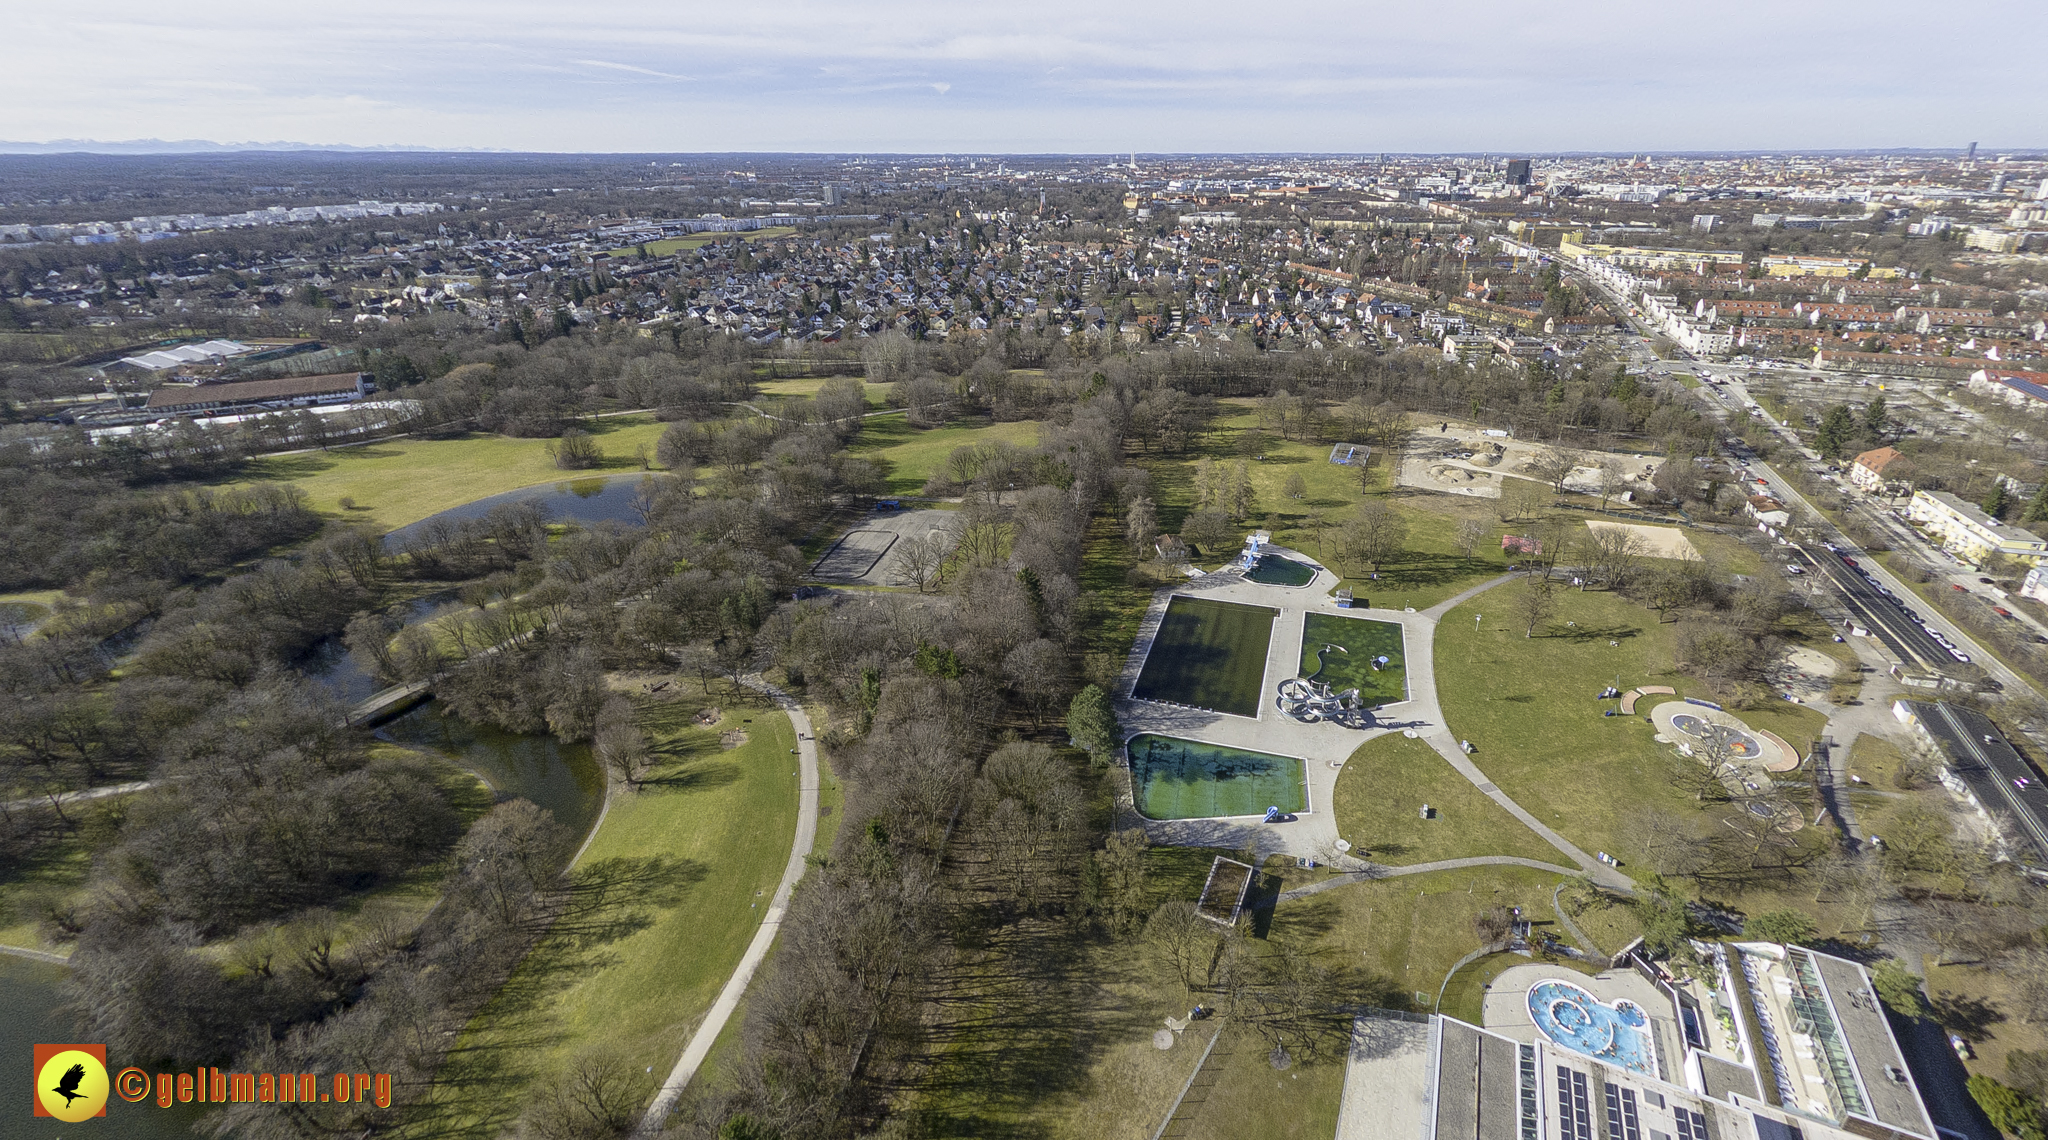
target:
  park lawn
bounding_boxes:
[1439,950,1600,1026]
[1166,1023,1346,1140]
[1555,880,1648,957]
[226,415,672,531]
[753,376,891,409]
[1433,587,1704,871]
[1267,864,1572,1012]
[1926,962,2048,1088]
[0,802,114,955]
[1136,403,1519,609]
[1330,734,1563,866]
[1300,613,1407,706]
[1132,596,1278,717]
[420,698,799,1136]
[1845,733,1911,786]
[849,415,1042,497]
[903,845,1255,1140]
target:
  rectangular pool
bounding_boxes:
[1129,733,1307,820]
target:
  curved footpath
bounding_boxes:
[1115,564,1634,895]
[636,675,821,1137]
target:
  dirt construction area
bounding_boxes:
[1582,520,1701,561]
[808,508,956,585]
[1396,421,1662,502]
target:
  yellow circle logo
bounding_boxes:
[36,1049,109,1122]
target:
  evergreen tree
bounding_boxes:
[1863,395,1889,437]
[2023,482,2048,525]
[1066,685,1120,756]
[1984,481,2012,520]
[1815,405,1856,459]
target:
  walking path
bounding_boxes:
[1114,559,1633,892]
[636,676,821,1137]
[1276,855,1582,903]
[0,779,154,812]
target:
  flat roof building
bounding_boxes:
[1339,942,1939,1140]
[1906,489,2048,566]
[144,372,370,417]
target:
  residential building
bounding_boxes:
[1965,227,2023,254]
[1847,446,1903,492]
[1967,368,2048,411]
[1906,489,2048,565]
[1341,941,1937,1140]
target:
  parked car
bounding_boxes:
[1979,577,1995,585]
[1952,584,1969,592]
[1994,607,2013,618]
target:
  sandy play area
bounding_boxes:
[1582,520,1700,561]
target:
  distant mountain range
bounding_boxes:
[0,140,507,154]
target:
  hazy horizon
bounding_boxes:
[10,0,2044,154]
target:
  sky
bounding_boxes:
[7,0,2045,154]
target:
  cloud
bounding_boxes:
[930,82,951,95]
[572,58,692,81]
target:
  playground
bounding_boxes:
[1131,597,1278,718]
[1128,733,1308,820]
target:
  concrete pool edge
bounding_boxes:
[1123,731,1315,822]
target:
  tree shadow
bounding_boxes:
[1554,623,1642,644]
[1930,993,2006,1040]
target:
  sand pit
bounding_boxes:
[1583,520,1700,561]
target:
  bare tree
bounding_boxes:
[1517,575,1556,638]
[593,695,651,790]
[1341,501,1409,574]
[1124,495,1160,554]
[1455,518,1488,562]
[1147,900,1221,993]
[1527,448,1578,494]
[1598,462,1632,511]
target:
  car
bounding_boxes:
[1953,1035,1975,1060]
[2018,778,2033,790]
[1843,557,1859,567]
[1957,653,1972,663]
[1995,607,2013,618]
[1953,584,1969,592]
[1786,565,1805,575]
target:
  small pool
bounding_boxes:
[1246,554,1316,587]
[1128,733,1307,820]
[1527,979,1657,1076]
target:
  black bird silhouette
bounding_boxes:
[51,1062,86,1106]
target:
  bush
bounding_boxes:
[548,427,603,470]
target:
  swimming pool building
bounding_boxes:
[1337,942,1939,1140]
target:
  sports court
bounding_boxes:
[1129,733,1307,819]
[1131,596,1277,718]
[1299,614,1407,706]
[810,529,897,580]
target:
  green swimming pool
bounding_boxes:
[1246,554,1316,586]
[1129,733,1307,819]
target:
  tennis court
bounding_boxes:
[1129,733,1307,819]
[1299,614,1408,706]
[1132,596,1277,717]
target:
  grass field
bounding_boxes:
[1132,596,1278,717]
[752,376,891,409]
[227,415,672,531]
[419,694,799,1135]
[1268,864,1573,1012]
[1135,402,1518,609]
[1129,733,1306,819]
[1329,734,1561,865]
[1300,613,1407,706]
[848,415,1042,497]
[1432,587,1827,870]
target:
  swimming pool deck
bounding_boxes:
[1479,962,1685,1083]
[1113,554,1631,894]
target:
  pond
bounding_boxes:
[0,954,206,1137]
[1245,554,1317,587]
[381,473,667,550]
[302,590,461,705]
[378,701,605,842]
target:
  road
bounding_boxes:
[1569,259,2035,703]
[636,677,822,1137]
